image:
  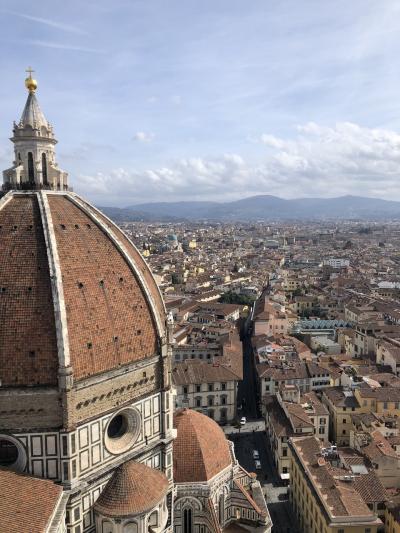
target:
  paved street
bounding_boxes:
[224,331,301,533]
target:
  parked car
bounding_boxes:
[252,450,260,459]
[240,416,247,425]
[255,460,262,470]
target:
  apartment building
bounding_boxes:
[289,436,383,533]
[172,332,243,424]
[322,387,361,446]
[264,386,329,476]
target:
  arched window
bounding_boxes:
[27,152,34,182]
[42,153,48,185]
[148,510,158,528]
[183,508,192,533]
[123,523,138,533]
[102,521,113,533]
[219,494,225,525]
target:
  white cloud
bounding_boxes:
[134,131,155,143]
[76,122,400,205]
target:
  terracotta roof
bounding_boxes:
[94,461,169,517]
[290,436,381,522]
[173,409,232,482]
[0,191,165,385]
[0,195,58,386]
[0,468,62,532]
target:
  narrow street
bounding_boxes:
[224,329,301,533]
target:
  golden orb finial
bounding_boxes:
[25,66,37,92]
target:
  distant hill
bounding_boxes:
[100,195,400,221]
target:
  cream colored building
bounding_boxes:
[289,436,382,533]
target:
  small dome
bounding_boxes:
[94,461,169,518]
[173,409,232,483]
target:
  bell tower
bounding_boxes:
[2,68,68,191]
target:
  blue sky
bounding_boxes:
[1,0,400,205]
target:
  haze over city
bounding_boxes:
[1,0,400,205]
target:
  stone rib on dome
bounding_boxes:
[19,92,49,129]
[0,190,165,387]
[173,409,232,483]
[94,461,169,517]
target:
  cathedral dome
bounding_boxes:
[0,190,166,386]
[173,409,232,483]
[94,460,169,517]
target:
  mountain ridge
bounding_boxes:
[99,194,400,221]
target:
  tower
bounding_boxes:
[2,68,68,191]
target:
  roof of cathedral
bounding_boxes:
[0,468,63,532]
[19,91,49,129]
[173,409,232,483]
[94,460,169,517]
[0,190,166,386]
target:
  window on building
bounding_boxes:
[183,509,193,533]
[208,396,214,407]
[183,386,188,395]
[342,418,346,424]
[0,438,19,467]
[221,395,227,406]
[196,385,201,392]
[27,152,34,181]
[318,427,324,435]
[221,382,226,391]
[195,397,201,408]
[148,511,158,528]
[283,448,287,457]
[208,384,214,392]
[42,153,48,185]
[342,429,346,435]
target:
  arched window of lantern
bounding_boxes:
[27,152,34,182]
[183,508,193,533]
[42,153,48,185]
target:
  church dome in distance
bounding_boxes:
[173,409,232,483]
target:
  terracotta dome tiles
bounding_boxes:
[173,409,232,483]
[0,194,58,387]
[48,194,159,381]
[0,191,165,386]
[94,460,169,517]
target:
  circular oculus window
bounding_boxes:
[0,435,27,472]
[104,408,141,455]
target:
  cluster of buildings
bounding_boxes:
[3,74,400,533]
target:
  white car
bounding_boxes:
[240,416,246,426]
[252,450,260,459]
[255,460,262,470]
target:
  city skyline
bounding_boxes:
[1,1,400,206]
